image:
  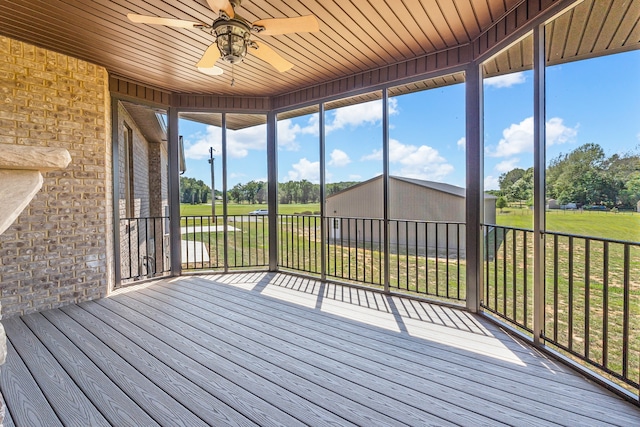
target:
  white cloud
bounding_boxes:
[349,174,362,180]
[362,139,454,181]
[183,128,217,160]
[287,158,320,183]
[329,149,351,167]
[397,145,454,181]
[490,117,534,158]
[301,113,320,135]
[457,137,466,150]
[184,124,268,160]
[277,120,300,151]
[484,175,500,190]
[484,72,526,88]
[326,98,398,133]
[495,158,521,173]
[184,115,321,161]
[227,125,268,158]
[488,116,578,158]
[277,114,320,145]
[546,117,579,146]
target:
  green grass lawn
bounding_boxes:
[488,209,640,391]
[496,207,640,242]
[180,203,320,216]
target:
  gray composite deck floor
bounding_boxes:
[1,272,639,426]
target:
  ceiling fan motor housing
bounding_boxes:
[213,19,251,64]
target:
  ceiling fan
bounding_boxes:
[127,0,319,77]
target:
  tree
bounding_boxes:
[229,183,244,203]
[180,176,210,204]
[547,143,613,206]
[496,196,507,212]
[499,168,525,195]
[244,180,264,204]
[299,180,314,204]
[505,167,533,206]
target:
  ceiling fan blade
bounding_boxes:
[127,13,202,29]
[206,0,235,19]
[198,66,224,76]
[250,41,293,73]
[252,15,319,36]
[196,43,222,68]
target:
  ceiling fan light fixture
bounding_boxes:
[214,20,251,64]
[197,66,224,75]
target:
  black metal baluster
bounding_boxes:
[446,223,450,298]
[622,243,630,380]
[584,238,590,359]
[554,234,559,343]
[523,230,528,329]
[603,241,609,369]
[502,228,507,315]
[512,226,517,323]
[568,236,574,351]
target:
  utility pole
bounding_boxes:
[209,147,216,221]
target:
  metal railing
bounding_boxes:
[278,214,465,300]
[121,214,638,396]
[544,231,639,393]
[482,224,639,394]
[119,216,170,281]
[388,219,465,300]
[181,215,268,270]
[278,214,323,274]
[482,225,534,333]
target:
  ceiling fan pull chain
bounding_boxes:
[231,64,235,86]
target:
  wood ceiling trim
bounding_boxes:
[271,44,471,110]
[472,0,575,62]
[174,94,271,111]
[110,76,172,107]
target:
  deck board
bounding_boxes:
[2,405,15,427]
[172,277,634,425]
[58,304,253,427]
[1,339,60,427]
[20,312,160,427]
[1,272,639,426]
[41,308,211,427]
[113,291,416,426]
[83,299,324,427]
[3,317,110,427]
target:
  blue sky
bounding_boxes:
[180,49,639,191]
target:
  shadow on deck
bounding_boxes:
[1,272,638,426]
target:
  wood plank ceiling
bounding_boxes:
[483,0,640,77]
[1,0,638,101]
[1,0,522,97]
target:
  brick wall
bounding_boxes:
[117,103,151,220]
[0,36,111,317]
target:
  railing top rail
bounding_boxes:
[121,216,169,221]
[483,222,640,246]
[482,223,534,233]
[543,229,640,246]
[389,218,465,225]
[323,215,465,225]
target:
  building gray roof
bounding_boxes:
[327,175,497,199]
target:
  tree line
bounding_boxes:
[180,176,212,204]
[180,176,359,205]
[496,143,640,209]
